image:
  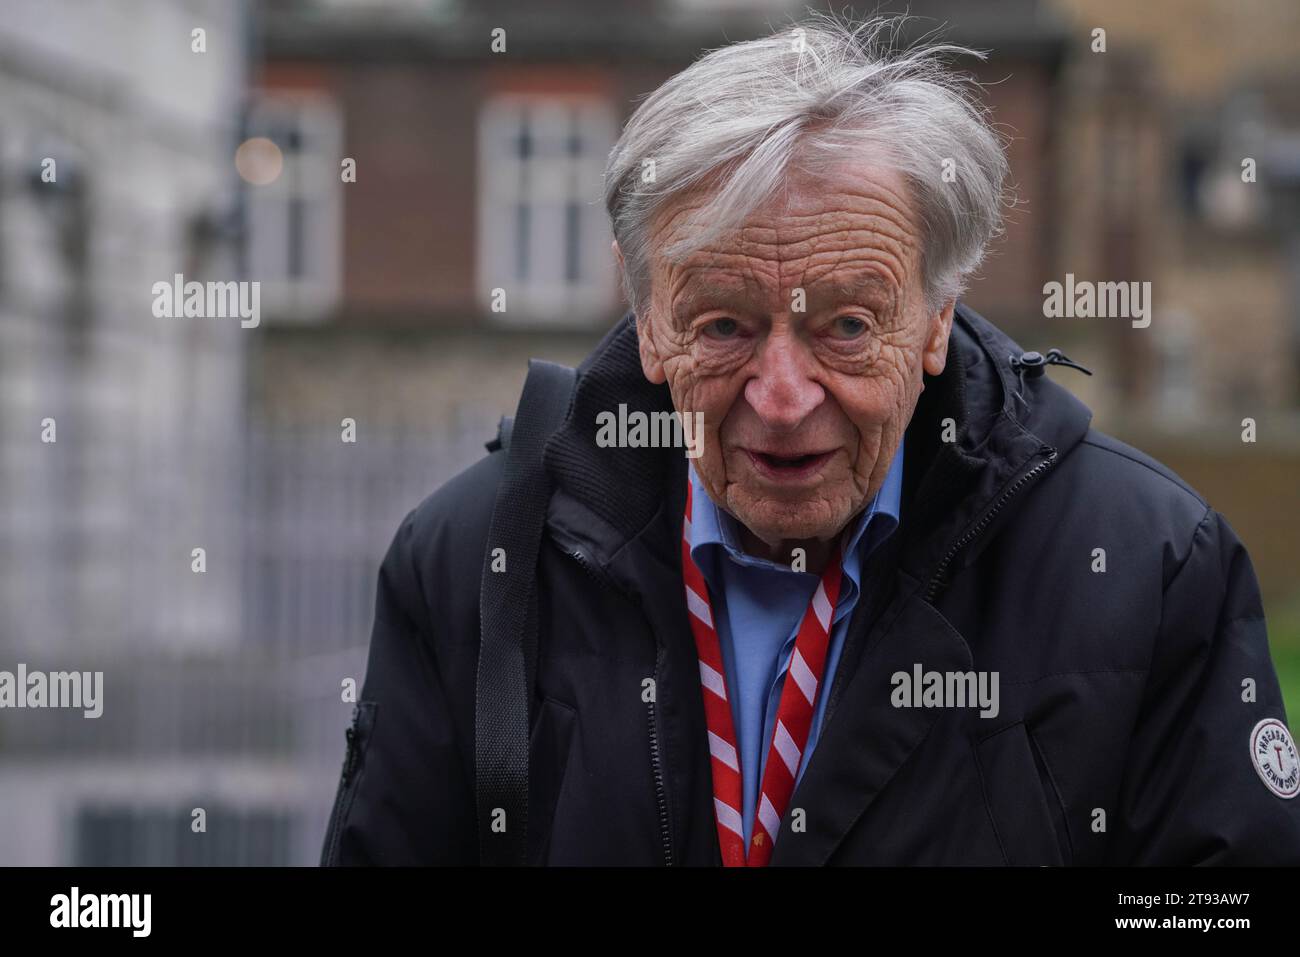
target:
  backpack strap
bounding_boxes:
[475,358,576,866]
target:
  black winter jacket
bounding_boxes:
[322,303,1300,866]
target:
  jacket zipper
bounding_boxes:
[923,446,1059,603]
[323,706,364,865]
[567,546,612,588]
[645,669,675,867]
[565,545,675,866]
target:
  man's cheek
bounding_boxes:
[864,339,914,386]
[697,430,724,469]
[697,435,733,500]
[664,356,702,406]
[671,378,726,468]
[696,416,725,467]
[849,347,917,416]
[672,370,733,425]
[681,416,712,460]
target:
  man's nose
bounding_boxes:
[743,329,825,431]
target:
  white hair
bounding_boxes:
[603,12,1011,316]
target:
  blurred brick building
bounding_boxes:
[248,0,1073,419]
[249,0,1300,420]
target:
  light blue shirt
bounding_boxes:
[686,439,904,846]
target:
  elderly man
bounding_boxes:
[322,17,1300,866]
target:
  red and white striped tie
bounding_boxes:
[681,479,844,866]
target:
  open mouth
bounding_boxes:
[746,449,835,480]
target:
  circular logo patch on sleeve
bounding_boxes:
[1250,718,1299,799]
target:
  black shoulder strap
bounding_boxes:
[475,358,576,866]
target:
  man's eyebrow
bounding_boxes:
[670,279,753,324]
[805,272,895,304]
[669,271,896,323]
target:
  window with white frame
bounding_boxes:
[243,93,342,321]
[477,96,617,324]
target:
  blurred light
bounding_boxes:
[235,137,283,186]
[1200,166,1263,230]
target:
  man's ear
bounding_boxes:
[922,300,956,377]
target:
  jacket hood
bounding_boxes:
[542,303,1093,598]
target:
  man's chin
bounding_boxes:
[726,501,849,548]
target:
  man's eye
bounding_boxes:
[702,317,740,339]
[830,315,868,339]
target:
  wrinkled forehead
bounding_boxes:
[647,162,922,320]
